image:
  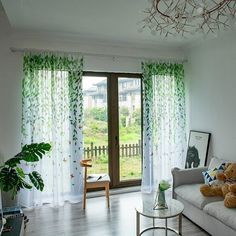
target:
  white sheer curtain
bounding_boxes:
[19,52,84,207]
[141,62,187,193]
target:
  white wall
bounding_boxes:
[0,8,185,162]
[186,32,236,162]
[0,8,22,161]
[2,0,236,165]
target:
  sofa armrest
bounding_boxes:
[171,167,207,198]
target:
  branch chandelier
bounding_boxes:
[141,0,236,37]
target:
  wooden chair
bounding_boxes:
[80,159,110,209]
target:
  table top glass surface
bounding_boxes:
[135,193,184,219]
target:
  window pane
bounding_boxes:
[83,76,108,175]
[118,77,142,181]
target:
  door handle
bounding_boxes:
[115,136,119,146]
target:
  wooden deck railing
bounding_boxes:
[84,140,141,159]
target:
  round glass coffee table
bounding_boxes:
[135,196,184,236]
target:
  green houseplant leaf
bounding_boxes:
[15,143,51,162]
[29,171,44,191]
[4,157,22,168]
[0,142,51,198]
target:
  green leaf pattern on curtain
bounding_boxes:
[142,62,186,192]
[20,53,83,207]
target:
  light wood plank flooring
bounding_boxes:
[24,192,209,236]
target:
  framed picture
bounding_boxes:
[185,130,211,169]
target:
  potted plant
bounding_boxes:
[0,143,51,199]
[153,180,171,210]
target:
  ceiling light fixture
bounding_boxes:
[141,0,236,37]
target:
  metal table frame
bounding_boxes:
[136,209,183,236]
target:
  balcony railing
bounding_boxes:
[84,140,142,159]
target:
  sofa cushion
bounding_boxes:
[209,157,233,169]
[175,184,223,209]
[204,201,236,231]
[202,163,225,185]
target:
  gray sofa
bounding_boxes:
[172,157,236,236]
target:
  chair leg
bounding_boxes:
[83,188,87,209]
[105,183,110,208]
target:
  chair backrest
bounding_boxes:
[80,159,92,168]
[80,159,92,185]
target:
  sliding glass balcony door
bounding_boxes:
[118,77,142,182]
[82,75,109,176]
[83,72,142,187]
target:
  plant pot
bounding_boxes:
[153,190,168,210]
[1,192,17,207]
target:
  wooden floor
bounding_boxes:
[24,192,209,236]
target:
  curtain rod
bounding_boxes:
[10,47,188,63]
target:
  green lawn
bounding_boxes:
[88,155,142,180]
[120,156,142,180]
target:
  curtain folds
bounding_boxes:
[19,52,83,207]
[141,62,186,193]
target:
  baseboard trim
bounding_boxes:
[87,186,140,198]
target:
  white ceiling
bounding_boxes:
[1,0,234,48]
